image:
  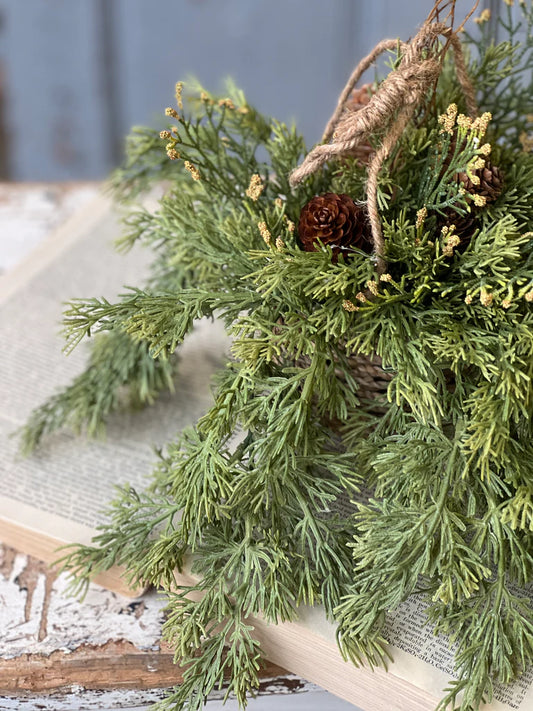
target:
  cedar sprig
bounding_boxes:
[19,330,177,453]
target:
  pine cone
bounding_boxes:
[346,83,373,112]
[344,84,374,164]
[441,132,504,205]
[458,161,504,204]
[298,193,372,261]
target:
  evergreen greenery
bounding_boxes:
[21,3,533,710]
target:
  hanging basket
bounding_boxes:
[23,2,533,710]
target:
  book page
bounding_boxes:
[0,195,231,536]
[381,590,533,710]
[325,491,533,707]
[295,596,533,711]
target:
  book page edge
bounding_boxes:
[0,501,144,598]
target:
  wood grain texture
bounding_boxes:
[0,543,291,696]
[0,637,287,694]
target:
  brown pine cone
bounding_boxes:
[344,83,374,164]
[457,161,504,204]
[346,83,373,112]
[440,131,504,205]
[298,193,372,261]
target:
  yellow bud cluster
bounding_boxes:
[184,161,201,180]
[245,174,264,201]
[366,280,379,296]
[438,104,458,135]
[457,114,472,130]
[465,294,473,304]
[258,221,271,245]
[162,133,180,159]
[415,207,427,229]
[356,292,368,303]
[165,107,179,119]
[525,289,533,302]
[380,273,393,282]
[472,194,487,207]
[456,112,492,138]
[275,237,285,251]
[471,112,492,137]
[218,98,235,110]
[286,220,295,233]
[474,8,491,23]
[342,300,359,312]
[175,81,184,110]
[470,156,486,172]
[480,288,493,307]
[520,132,533,153]
[443,231,461,257]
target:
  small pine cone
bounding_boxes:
[440,132,504,205]
[298,193,372,261]
[458,161,504,204]
[343,84,374,164]
[437,207,478,253]
[346,83,373,112]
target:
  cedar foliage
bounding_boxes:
[21,4,533,710]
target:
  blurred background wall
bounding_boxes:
[0,0,502,181]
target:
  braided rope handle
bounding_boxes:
[289,8,479,275]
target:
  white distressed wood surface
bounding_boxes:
[0,183,361,710]
[1,681,356,711]
[0,549,166,659]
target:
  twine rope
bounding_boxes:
[289,16,478,273]
[321,38,406,144]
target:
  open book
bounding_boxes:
[173,571,533,711]
[2,195,533,708]
[0,194,230,597]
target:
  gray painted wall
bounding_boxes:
[0,0,495,180]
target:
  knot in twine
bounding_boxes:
[289,16,478,276]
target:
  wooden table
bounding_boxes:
[0,183,359,711]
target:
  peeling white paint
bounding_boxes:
[0,560,167,658]
[0,686,361,711]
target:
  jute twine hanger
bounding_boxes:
[289,0,480,276]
